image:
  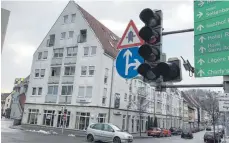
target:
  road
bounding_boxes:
[2,119,205,143]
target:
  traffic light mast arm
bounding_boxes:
[160,84,223,88]
[162,28,194,36]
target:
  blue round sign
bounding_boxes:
[116,47,144,79]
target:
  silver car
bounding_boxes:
[86,123,133,143]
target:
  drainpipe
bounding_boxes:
[108,59,115,123]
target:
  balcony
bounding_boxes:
[64,56,77,65]
[62,76,74,84]
[48,76,60,84]
[137,87,148,97]
[45,95,57,103]
[156,108,162,114]
[58,96,72,104]
[51,58,62,66]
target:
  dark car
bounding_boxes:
[169,127,178,135]
[177,128,182,135]
[181,129,193,139]
[204,131,221,143]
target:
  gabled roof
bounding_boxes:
[75,2,120,58]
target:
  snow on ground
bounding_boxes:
[25,129,59,135]
[68,134,75,137]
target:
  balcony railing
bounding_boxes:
[51,57,63,66]
[64,56,77,65]
[58,96,72,104]
[62,76,74,84]
[48,76,60,84]
[45,95,57,103]
[137,87,148,96]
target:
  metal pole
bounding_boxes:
[162,84,223,88]
[62,96,67,134]
[154,92,156,120]
[108,60,115,123]
[183,100,184,130]
[223,76,229,141]
[224,112,226,143]
[162,28,194,36]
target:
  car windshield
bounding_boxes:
[205,132,214,135]
[111,124,121,131]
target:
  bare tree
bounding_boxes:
[200,91,220,142]
[130,86,150,137]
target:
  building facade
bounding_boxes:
[21,1,187,133]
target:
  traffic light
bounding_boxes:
[138,9,162,63]
[137,8,182,82]
[137,8,163,81]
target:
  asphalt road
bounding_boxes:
[2,119,205,143]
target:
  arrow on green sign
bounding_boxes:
[194,2,229,22]
[194,14,229,35]
[194,29,229,56]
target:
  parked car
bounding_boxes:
[177,128,183,135]
[181,129,193,139]
[147,127,164,137]
[161,128,171,137]
[169,127,178,135]
[204,131,221,143]
[86,123,133,143]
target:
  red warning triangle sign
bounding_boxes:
[117,20,144,49]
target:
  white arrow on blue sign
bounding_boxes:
[116,46,144,79]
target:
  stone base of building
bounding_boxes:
[22,103,183,133]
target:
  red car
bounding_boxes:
[146,127,164,137]
[161,128,172,137]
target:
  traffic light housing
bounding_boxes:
[137,8,182,82]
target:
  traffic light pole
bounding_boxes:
[223,76,229,141]
[162,28,194,36]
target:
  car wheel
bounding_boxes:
[87,134,94,142]
[113,137,121,143]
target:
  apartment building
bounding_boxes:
[21,1,187,132]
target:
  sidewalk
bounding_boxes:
[132,133,153,139]
[10,124,87,137]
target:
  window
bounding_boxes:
[8,99,10,102]
[89,66,95,76]
[75,112,90,130]
[35,69,39,77]
[57,111,71,128]
[43,51,48,59]
[53,48,63,58]
[61,32,66,39]
[43,110,55,127]
[77,86,93,98]
[48,34,55,47]
[27,109,39,124]
[122,115,126,130]
[84,47,89,56]
[61,85,73,95]
[64,15,68,23]
[133,95,136,101]
[78,29,87,43]
[78,86,84,98]
[98,113,106,123]
[129,95,132,102]
[86,86,92,97]
[124,93,127,101]
[51,67,61,76]
[47,85,58,95]
[67,46,77,56]
[103,88,107,97]
[38,87,42,95]
[104,68,108,84]
[81,66,87,76]
[64,66,75,75]
[40,69,45,77]
[71,14,76,23]
[32,88,36,95]
[91,46,96,55]
[68,31,74,38]
[38,52,42,60]
[102,97,106,105]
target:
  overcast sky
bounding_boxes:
[1,0,223,93]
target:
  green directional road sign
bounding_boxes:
[194,1,229,78]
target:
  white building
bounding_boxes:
[21,1,186,132]
[3,93,12,114]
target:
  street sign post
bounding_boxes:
[219,93,229,112]
[116,20,144,79]
[194,1,229,78]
